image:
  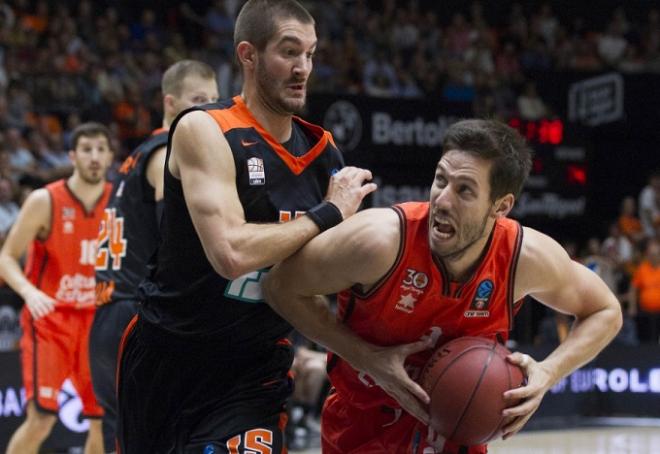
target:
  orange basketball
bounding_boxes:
[418,336,525,445]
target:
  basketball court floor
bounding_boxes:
[296,426,660,453]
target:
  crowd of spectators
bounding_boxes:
[0,0,658,345]
[0,0,659,149]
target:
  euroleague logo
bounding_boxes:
[323,100,362,152]
[464,279,493,318]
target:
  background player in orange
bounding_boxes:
[116,1,376,453]
[264,119,623,454]
[90,60,218,454]
[0,122,114,454]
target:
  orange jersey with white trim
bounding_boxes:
[329,201,524,409]
[24,179,111,310]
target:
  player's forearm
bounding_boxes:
[263,286,374,369]
[0,254,37,299]
[207,215,321,280]
[538,300,622,386]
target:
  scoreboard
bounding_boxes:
[506,117,590,238]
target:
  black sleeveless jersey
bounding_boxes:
[139,96,344,350]
[95,128,168,305]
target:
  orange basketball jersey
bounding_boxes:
[329,201,524,410]
[24,179,111,310]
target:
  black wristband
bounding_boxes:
[306,201,343,232]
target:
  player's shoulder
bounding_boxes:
[394,201,430,222]
[16,188,52,228]
[337,208,401,256]
[517,226,571,285]
[23,187,51,208]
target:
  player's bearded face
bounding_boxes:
[428,151,494,261]
[430,205,491,261]
[254,19,316,115]
[256,52,307,115]
[70,135,113,184]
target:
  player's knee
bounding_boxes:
[24,406,57,437]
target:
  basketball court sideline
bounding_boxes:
[295,426,660,454]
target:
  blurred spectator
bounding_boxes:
[495,42,522,82]
[570,38,603,71]
[581,237,618,292]
[536,310,571,346]
[534,3,560,49]
[445,13,473,57]
[598,22,628,66]
[602,222,634,269]
[638,169,660,238]
[517,81,548,120]
[26,129,71,182]
[629,239,660,343]
[0,176,18,244]
[112,83,152,150]
[5,126,34,175]
[617,196,645,244]
[363,49,398,98]
[619,45,646,73]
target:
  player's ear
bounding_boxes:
[163,94,175,111]
[236,41,256,70]
[492,193,514,218]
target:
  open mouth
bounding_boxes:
[432,218,456,239]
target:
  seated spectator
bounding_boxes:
[602,222,634,271]
[363,49,398,98]
[517,81,548,120]
[598,22,628,66]
[581,237,618,292]
[0,177,19,247]
[617,196,645,244]
[5,127,35,176]
[629,239,660,344]
[639,169,660,239]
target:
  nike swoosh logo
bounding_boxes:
[241,139,258,147]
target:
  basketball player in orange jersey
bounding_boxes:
[264,119,623,454]
[0,123,113,454]
[91,60,218,454]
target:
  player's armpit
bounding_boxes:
[145,145,167,201]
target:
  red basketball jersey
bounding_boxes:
[24,179,111,310]
[329,201,524,409]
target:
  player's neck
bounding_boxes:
[240,92,293,143]
[67,174,106,211]
[436,230,493,283]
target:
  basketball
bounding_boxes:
[418,336,525,445]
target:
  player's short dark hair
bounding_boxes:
[161,60,216,97]
[442,119,532,201]
[70,122,113,151]
[234,0,314,56]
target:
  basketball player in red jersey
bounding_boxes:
[264,119,623,453]
[0,123,113,454]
